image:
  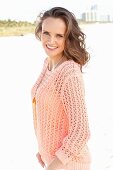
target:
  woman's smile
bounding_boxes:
[46,44,58,50]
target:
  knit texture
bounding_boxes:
[31,57,91,166]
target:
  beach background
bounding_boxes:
[0,1,113,170]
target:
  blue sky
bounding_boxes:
[0,0,113,21]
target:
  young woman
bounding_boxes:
[31,7,91,170]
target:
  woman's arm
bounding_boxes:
[31,57,47,136]
[31,57,48,101]
[55,70,90,166]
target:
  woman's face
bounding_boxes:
[41,17,66,58]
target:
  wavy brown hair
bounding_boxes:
[35,7,90,72]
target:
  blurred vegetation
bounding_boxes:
[1,19,111,37]
[0,19,36,36]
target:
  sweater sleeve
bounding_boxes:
[31,57,48,136]
[55,70,90,165]
[31,57,48,101]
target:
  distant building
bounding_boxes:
[99,14,113,22]
[82,11,98,22]
[91,4,98,10]
[81,4,113,23]
[81,4,98,22]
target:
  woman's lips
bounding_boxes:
[46,45,58,50]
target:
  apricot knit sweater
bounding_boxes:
[31,57,91,168]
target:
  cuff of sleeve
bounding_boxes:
[55,146,73,166]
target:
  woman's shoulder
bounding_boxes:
[61,59,81,75]
[55,59,82,84]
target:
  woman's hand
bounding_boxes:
[45,156,63,170]
[36,152,45,168]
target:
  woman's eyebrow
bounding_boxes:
[42,29,50,32]
[42,30,64,36]
[56,33,64,36]
[42,29,65,37]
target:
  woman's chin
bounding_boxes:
[44,49,58,57]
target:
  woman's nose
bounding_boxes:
[48,36,56,44]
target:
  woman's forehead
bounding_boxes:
[42,17,66,34]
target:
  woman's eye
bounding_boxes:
[43,31,49,35]
[57,34,63,38]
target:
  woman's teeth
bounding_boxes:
[46,45,57,49]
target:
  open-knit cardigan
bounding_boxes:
[31,57,91,166]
